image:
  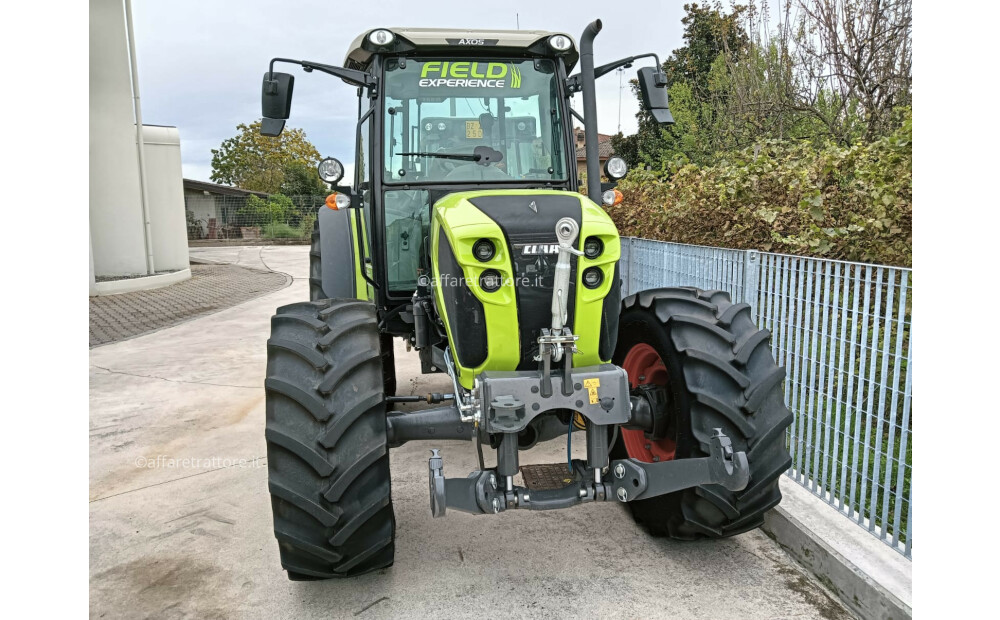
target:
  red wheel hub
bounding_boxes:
[621,343,676,463]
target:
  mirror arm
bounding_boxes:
[268,57,376,90]
[565,52,662,93]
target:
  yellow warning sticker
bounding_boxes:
[465,120,483,139]
[587,387,599,404]
[583,378,600,389]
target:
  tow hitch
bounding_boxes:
[428,429,748,516]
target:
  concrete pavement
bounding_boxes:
[90,245,853,619]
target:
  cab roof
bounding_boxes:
[345,27,579,72]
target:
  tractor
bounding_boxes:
[260,21,793,580]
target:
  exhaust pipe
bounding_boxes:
[579,19,603,204]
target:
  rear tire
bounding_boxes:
[611,287,793,539]
[265,299,395,579]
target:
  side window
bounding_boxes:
[383,189,431,293]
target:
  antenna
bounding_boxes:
[516,13,520,30]
[617,66,624,134]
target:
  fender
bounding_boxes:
[317,206,362,299]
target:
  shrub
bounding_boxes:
[607,109,912,267]
[238,194,294,228]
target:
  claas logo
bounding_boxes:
[418,62,521,88]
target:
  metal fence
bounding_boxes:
[185,194,325,242]
[620,237,912,558]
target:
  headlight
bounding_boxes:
[549,34,572,51]
[583,236,603,259]
[604,156,628,180]
[424,122,433,131]
[479,269,503,292]
[368,29,395,46]
[473,239,495,262]
[317,157,344,184]
[437,121,447,131]
[582,267,604,289]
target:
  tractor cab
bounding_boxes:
[260,26,672,315]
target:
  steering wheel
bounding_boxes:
[427,147,459,179]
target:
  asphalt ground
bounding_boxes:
[89,245,852,619]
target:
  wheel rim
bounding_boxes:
[621,343,676,463]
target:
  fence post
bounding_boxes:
[743,250,760,322]
[619,237,631,299]
[743,250,760,318]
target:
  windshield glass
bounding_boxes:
[383,58,567,183]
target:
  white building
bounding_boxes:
[89,0,190,295]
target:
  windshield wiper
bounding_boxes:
[398,151,480,161]
[399,145,503,166]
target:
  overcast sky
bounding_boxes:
[132,1,686,183]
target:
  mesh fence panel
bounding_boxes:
[185,194,327,242]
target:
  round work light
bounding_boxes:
[604,156,628,180]
[317,157,344,184]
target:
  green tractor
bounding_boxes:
[260,21,793,580]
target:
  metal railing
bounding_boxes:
[620,237,912,558]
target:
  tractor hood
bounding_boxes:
[429,189,620,388]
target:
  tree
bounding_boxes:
[625,2,751,168]
[279,160,328,196]
[662,2,748,100]
[210,120,321,193]
[790,0,912,141]
[621,0,912,168]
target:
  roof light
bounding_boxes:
[549,34,572,51]
[368,29,395,46]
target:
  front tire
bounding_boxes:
[265,300,395,579]
[611,287,793,539]
[310,223,397,402]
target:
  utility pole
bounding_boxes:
[124,0,155,275]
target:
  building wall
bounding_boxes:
[143,126,190,271]
[89,0,148,276]
[183,190,218,238]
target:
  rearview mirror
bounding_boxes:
[637,67,673,125]
[261,71,294,136]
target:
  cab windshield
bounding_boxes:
[382,58,568,184]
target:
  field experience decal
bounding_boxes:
[418,62,521,89]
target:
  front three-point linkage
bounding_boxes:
[427,430,748,516]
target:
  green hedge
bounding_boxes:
[607,110,912,267]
